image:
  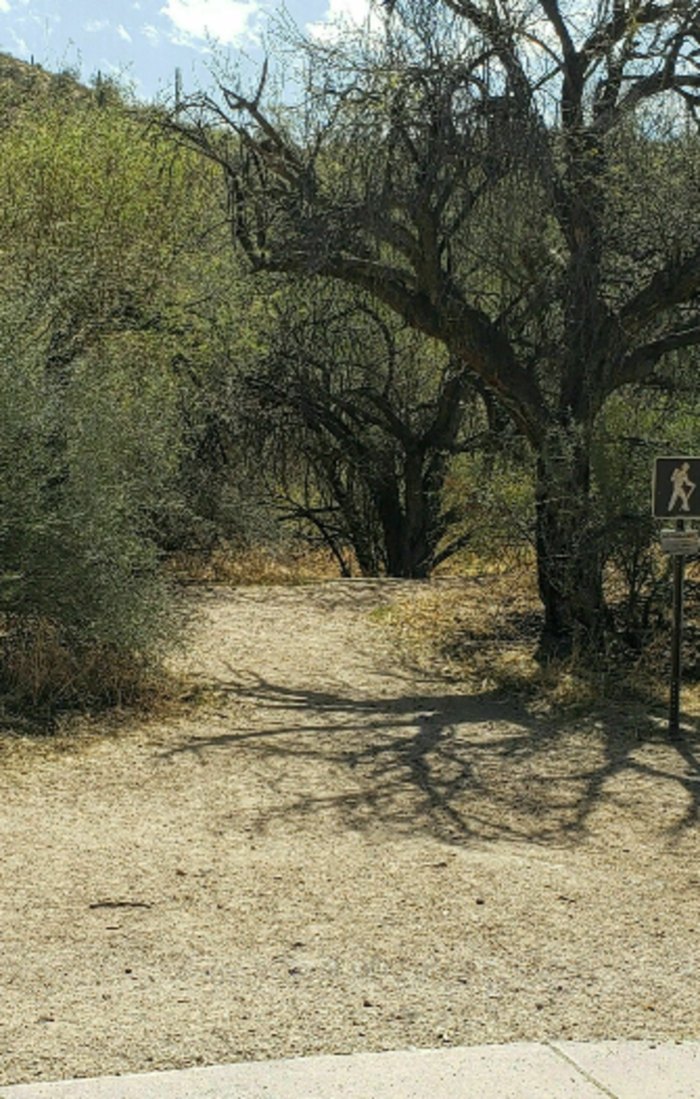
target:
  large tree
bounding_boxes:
[172,0,700,652]
[237,282,490,577]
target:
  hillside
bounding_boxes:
[0,51,122,122]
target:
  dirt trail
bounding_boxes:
[1,580,699,1086]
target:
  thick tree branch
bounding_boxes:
[318,255,548,439]
[537,0,576,60]
[620,246,700,335]
[616,321,700,385]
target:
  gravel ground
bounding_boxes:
[1,579,699,1087]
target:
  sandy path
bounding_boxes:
[1,580,699,1086]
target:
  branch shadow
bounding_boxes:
[162,668,700,847]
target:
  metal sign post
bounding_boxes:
[669,519,685,739]
[652,457,700,740]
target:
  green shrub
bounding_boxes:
[0,306,182,716]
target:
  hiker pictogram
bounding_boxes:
[653,457,700,519]
[669,462,696,513]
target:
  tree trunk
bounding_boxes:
[380,494,432,578]
[534,424,608,657]
[375,450,446,579]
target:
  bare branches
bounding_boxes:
[581,2,678,67]
[583,1,700,130]
[166,0,700,447]
[442,0,534,109]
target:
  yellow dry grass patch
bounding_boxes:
[0,616,192,729]
[165,543,341,585]
[378,565,700,718]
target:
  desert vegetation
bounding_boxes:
[1,0,700,721]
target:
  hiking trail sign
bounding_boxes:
[652,456,700,519]
[652,456,700,739]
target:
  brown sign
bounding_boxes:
[652,457,700,519]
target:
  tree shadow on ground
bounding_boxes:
[163,669,700,847]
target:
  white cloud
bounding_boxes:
[0,1,11,14]
[325,0,374,22]
[29,10,60,27]
[117,23,132,42]
[160,0,260,47]
[308,0,380,42]
[9,29,29,55]
[142,23,160,45]
[85,19,110,33]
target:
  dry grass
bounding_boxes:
[377,564,700,718]
[165,543,342,586]
[9,546,700,728]
[0,542,340,726]
[0,616,182,727]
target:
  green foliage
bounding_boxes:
[444,444,534,565]
[0,99,215,359]
[0,91,210,713]
[0,300,182,713]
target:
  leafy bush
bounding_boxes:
[0,304,182,716]
[0,93,227,715]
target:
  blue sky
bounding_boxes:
[0,0,375,102]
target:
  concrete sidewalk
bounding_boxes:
[2,1042,699,1099]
